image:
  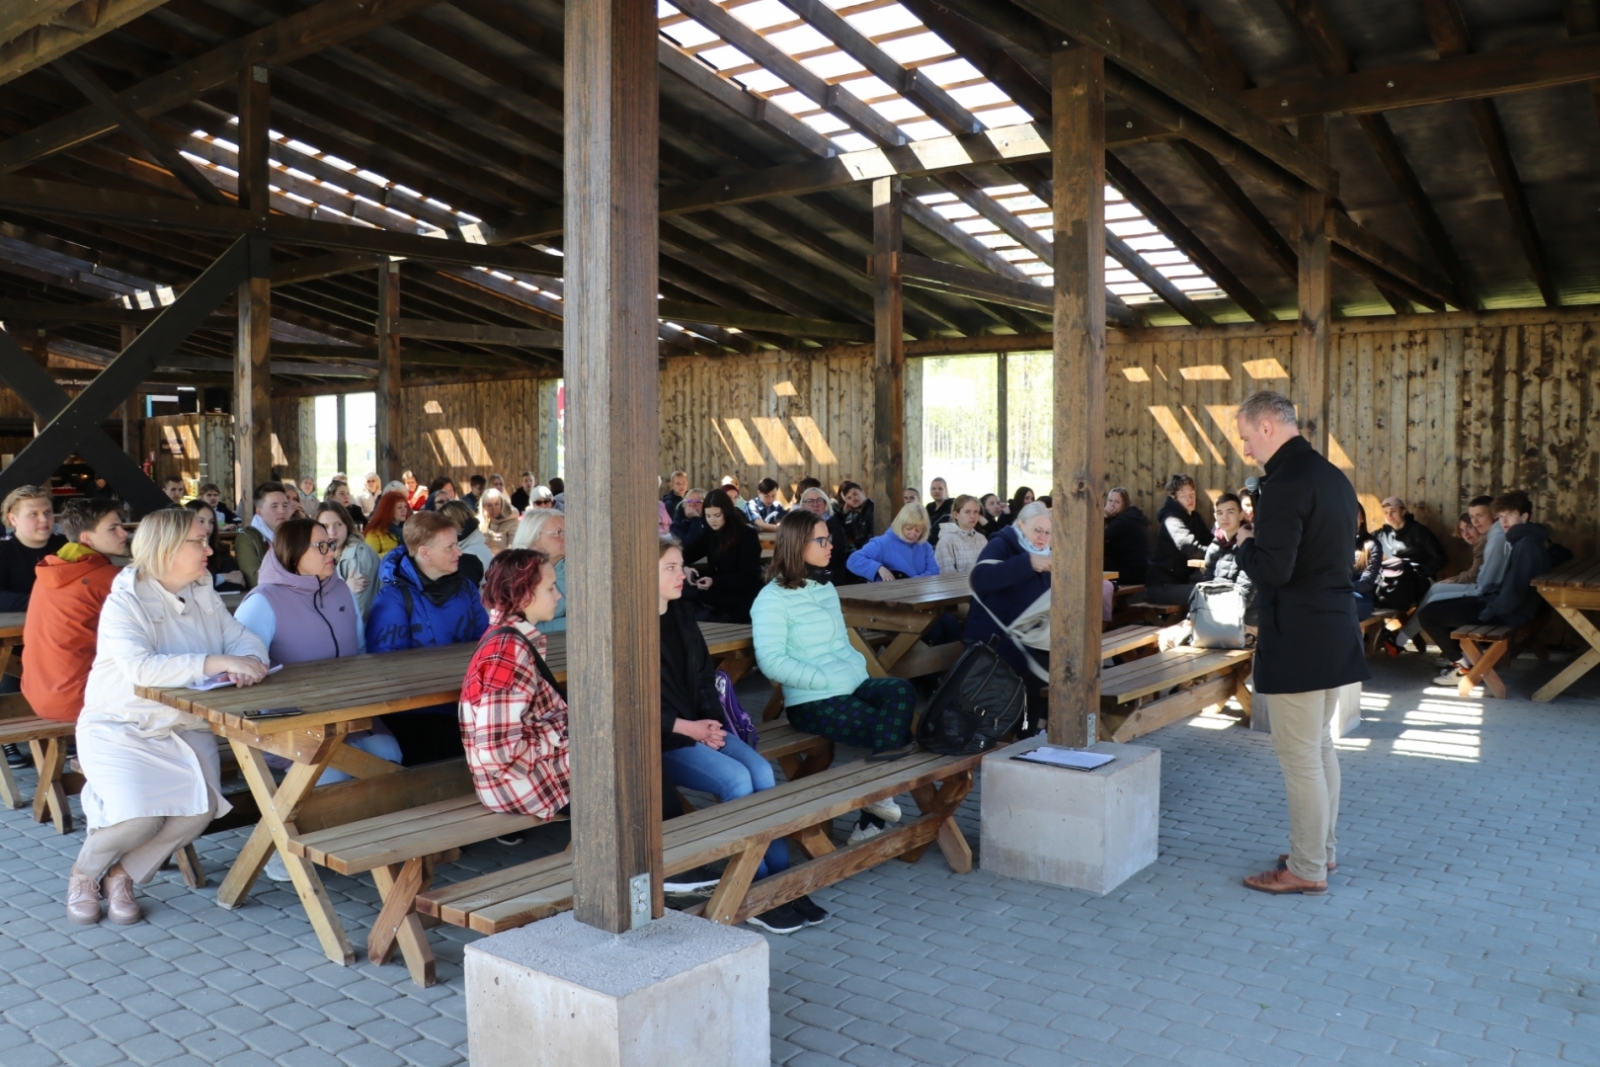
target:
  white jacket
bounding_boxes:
[80,567,269,738]
[935,522,988,575]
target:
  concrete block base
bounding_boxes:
[464,909,769,1067]
[1249,682,1363,738]
[980,735,1160,895]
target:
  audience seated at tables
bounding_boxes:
[746,478,788,531]
[1374,496,1448,611]
[680,488,763,624]
[1200,493,1256,623]
[998,487,1034,529]
[368,512,490,763]
[402,470,428,512]
[662,470,688,516]
[671,488,707,539]
[295,476,319,514]
[1144,473,1211,607]
[458,549,571,821]
[363,490,409,558]
[658,537,822,934]
[315,501,379,619]
[752,510,914,842]
[185,500,245,591]
[903,487,921,507]
[797,487,857,583]
[510,471,535,513]
[1352,505,1382,621]
[977,493,1005,538]
[848,502,938,584]
[1420,491,1552,685]
[965,500,1052,730]
[22,498,127,725]
[924,477,952,546]
[487,472,509,498]
[0,486,67,615]
[325,480,366,529]
[438,499,491,585]
[198,483,240,526]
[1387,495,1506,656]
[795,475,823,497]
[836,480,875,550]
[463,474,485,511]
[357,473,383,518]
[527,485,556,512]
[161,476,186,505]
[67,508,270,926]
[1102,486,1149,586]
[230,481,295,591]
[510,508,568,634]
[935,494,988,575]
[424,477,457,512]
[478,488,520,555]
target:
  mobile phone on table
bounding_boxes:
[242,706,303,721]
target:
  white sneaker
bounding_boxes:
[847,822,884,845]
[864,798,902,823]
[264,853,293,883]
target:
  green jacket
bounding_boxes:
[750,578,868,708]
[234,526,267,590]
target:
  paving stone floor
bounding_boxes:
[1,650,1597,1066]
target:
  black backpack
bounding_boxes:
[915,637,1026,756]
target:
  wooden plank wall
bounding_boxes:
[400,379,542,489]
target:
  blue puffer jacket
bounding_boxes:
[751,579,869,707]
[366,547,489,653]
[846,531,938,582]
[963,526,1050,676]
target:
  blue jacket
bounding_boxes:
[366,547,489,653]
[846,531,938,582]
[962,526,1050,676]
[751,579,869,707]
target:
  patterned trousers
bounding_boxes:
[786,678,916,754]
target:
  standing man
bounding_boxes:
[233,482,295,589]
[1233,391,1369,895]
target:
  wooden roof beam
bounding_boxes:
[1148,0,1251,91]
[0,0,171,86]
[1327,209,1454,310]
[1564,1,1600,131]
[1173,139,1298,282]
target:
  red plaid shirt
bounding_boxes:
[458,618,571,819]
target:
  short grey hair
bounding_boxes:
[132,507,202,582]
[1015,500,1050,526]
[800,487,834,515]
[511,506,563,550]
[1238,390,1298,428]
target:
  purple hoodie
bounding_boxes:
[236,549,362,665]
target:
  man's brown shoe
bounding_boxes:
[1278,853,1336,873]
[1243,867,1328,895]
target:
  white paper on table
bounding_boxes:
[1011,745,1116,771]
[188,664,283,691]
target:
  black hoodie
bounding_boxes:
[1103,506,1149,584]
[1479,522,1551,626]
[1376,514,1448,580]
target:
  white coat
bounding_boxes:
[77,567,268,828]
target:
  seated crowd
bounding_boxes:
[0,461,1567,938]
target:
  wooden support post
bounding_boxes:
[872,176,905,533]
[375,262,401,484]
[120,325,136,456]
[335,392,348,475]
[234,237,272,505]
[1048,44,1106,750]
[1296,115,1331,450]
[236,65,270,216]
[29,330,47,435]
[996,351,1009,502]
[565,0,662,934]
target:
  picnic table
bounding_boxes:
[1531,557,1600,702]
[135,621,753,969]
[0,612,24,676]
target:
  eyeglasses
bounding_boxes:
[809,535,833,546]
[312,539,339,554]
[533,500,554,508]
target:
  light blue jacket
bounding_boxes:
[751,579,869,708]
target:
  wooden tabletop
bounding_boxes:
[836,572,972,607]
[137,622,755,734]
[0,612,24,639]
[1532,556,1600,589]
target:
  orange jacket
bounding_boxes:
[22,546,118,722]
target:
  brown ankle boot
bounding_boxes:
[102,865,142,925]
[66,869,102,925]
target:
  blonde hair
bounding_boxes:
[511,506,563,550]
[1,485,51,528]
[478,487,511,522]
[889,501,929,542]
[131,507,201,581]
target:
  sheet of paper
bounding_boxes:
[1012,745,1116,771]
[188,664,282,691]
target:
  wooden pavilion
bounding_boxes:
[0,0,1596,927]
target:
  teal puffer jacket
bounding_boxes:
[751,579,869,707]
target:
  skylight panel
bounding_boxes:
[801,51,867,80]
[981,104,1032,126]
[843,3,918,35]
[1108,220,1156,238]
[764,24,831,50]
[896,119,945,140]
[877,32,948,65]
[698,43,752,68]
[917,58,979,84]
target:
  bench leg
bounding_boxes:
[369,857,436,987]
[761,684,785,723]
[791,824,835,860]
[1231,662,1253,725]
[175,844,207,889]
[777,741,834,784]
[900,773,976,871]
[29,737,71,834]
[0,755,19,810]
[1458,638,1509,699]
[703,846,766,925]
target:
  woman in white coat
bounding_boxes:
[68,508,270,925]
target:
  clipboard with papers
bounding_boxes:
[1009,745,1117,771]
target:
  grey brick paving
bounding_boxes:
[2,654,1598,1064]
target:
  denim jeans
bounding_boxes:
[663,734,788,878]
[317,731,405,785]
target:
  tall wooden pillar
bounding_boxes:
[996,352,1009,502]
[872,176,904,531]
[234,238,272,506]
[335,393,348,475]
[1297,115,1331,449]
[237,65,271,215]
[565,0,661,933]
[120,326,137,459]
[375,262,401,483]
[29,330,47,435]
[1048,44,1107,750]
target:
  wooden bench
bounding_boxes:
[1450,614,1549,699]
[1101,623,1162,662]
[1359,606,1407,655]
[0,694,79,834]
[1129,600,1186,626]
[1107,583,1146,627]
[1100,646,1253,742]
[417,746,987,937]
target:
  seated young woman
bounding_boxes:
[363,489,410,558]
[68,508,270,925]
[315,500,380,619]
[847,501,938,583]
[679,488,763,624]
[934,495,988,575]
[185,499,246,591]
[458,549,571,821]
[659,536,825,934]
[752,510,914,843]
